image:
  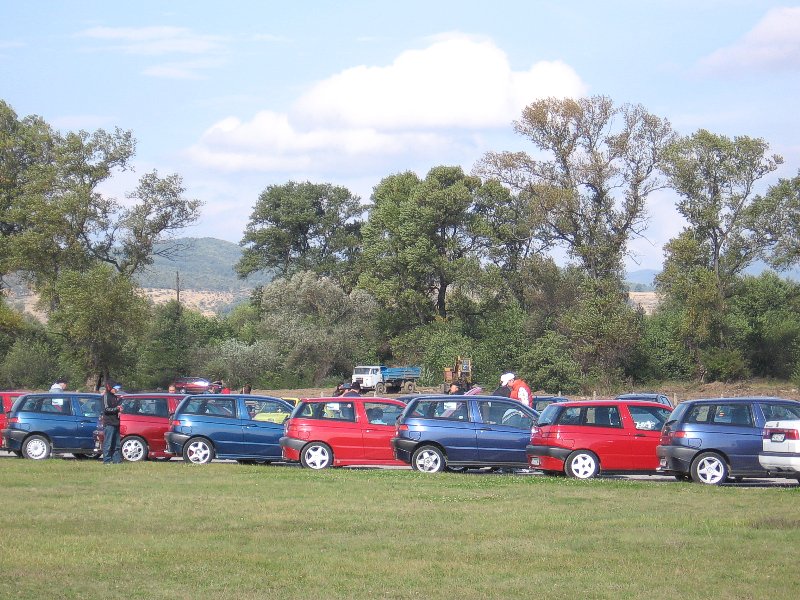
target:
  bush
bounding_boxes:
[519,331,582,394]
[0,339,62,389]
[699,347,749,382]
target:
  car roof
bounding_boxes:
[616,393,665,399]
[554,399,670,408]
[679,396,798,404]
[121,393,187,399]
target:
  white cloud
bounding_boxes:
[79,26,225,56]
[188,34,587,173]
[698,7,800,73]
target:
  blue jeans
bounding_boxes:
[102,424,121,463]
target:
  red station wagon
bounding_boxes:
[1,391,29,452]
[526,399,673,479]
[280,397,407,469]
[94,393,186,461]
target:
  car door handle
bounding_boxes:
[634,434,647,438]
[478,427,492,431]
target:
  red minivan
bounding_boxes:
[1,391,29,452]
[526,399,673,479]
[280,397,407,469]
[94,393,186,461]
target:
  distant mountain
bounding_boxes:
[135,237,271,292]
[625,269,659,290]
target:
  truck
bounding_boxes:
[352,365,422,394]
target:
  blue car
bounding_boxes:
[616,392,672,407]
[165,394,294,464]
[657,397,800,484]
[391,395,538,473]
[1,392,103,460]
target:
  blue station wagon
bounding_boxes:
[657,397,800,484]
[165,394,294,464]
[2,392,103,460]
[391,395,538,472]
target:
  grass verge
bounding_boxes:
[0,460,798,599]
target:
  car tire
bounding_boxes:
[565,450,600,479]
[121,436,148,462]
[22,435,51,460]
[411,445,446,473]
[375,382,386,394]
[301,442,333,469]
[182,437,215,464]
[403,380,416,394]
[690,451,728,485]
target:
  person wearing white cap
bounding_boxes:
[502,372,532,408]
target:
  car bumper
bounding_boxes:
[2,428,26,449]
[759,452,800,473]
[656,445,696,474]
[391,437,416,463]
[526,444,571,469]
[164,431,190,454]
[279,436,304,461]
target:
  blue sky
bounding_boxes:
[2,1,799,271]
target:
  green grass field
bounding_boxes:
[0,460,798,599]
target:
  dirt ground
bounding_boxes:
[256,379,800,402]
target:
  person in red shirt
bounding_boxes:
[501,372,532,409]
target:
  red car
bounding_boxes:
[526,399,673,478]
[94,393,185,461]
[171,377,218,394]
[280,397,407,469]
[1,391,29,453]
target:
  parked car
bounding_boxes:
[531,395,570,413]
[657,397,800,484]
[759,417,800,481]
[171,377,217,394]
[616,392,672,407]
[280,397,407,469]
[0,390,29,451]
[391,395,538,473]
[93,393,186,461]
[165,394,294,464]
[2,392,103,459]
[526,399,672,478]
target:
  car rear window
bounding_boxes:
[761,403,800,421]
[296,401,356,422]
[536,404,562,426]
[409,400,469,421]
[364,402,403,425]
[17,395,73,415]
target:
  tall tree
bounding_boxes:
[358,166,488,325]
[237,181,363,290]
[660,129,784,300]
[475,95,675,280]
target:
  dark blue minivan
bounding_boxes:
[657,397,800,484]
[391,395,538,472]
[2,392,103,459]
[165,394,294,464]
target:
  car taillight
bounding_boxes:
[172,420,182,427]
[397,424,409,432]
[531,426,540,436]
[660,430,686,444]
[7,417,18,424]
[764,428,799,440]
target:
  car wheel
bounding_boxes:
[22,435,51,460]
[182,438,215,464]
[375,382,386,394]
[301,442,333,469]
[121,436,148,462]
[412,445,446,473]
[690,452,728,485]
[565,450,600,479]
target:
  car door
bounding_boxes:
[566,405,629,470]
[183,396,242,456]
[121,396,171,452]
[361,400,405,461]
[72,395,102,450]
[622,404,673,470]
[242,398,293,459]
[475,400,535,465]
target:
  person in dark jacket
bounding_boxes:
[101,383,123,464]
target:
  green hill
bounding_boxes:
[135,237,271,292]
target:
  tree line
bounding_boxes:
[1,96,799,392]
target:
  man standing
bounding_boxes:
[49,378,67,392]
[502,372,532,409]
[101,383,124,464]
[342,381,362,397]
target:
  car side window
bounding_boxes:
[364,402,402,425]
[410,400,469,421]
[19,395,73,415]
[297,401,356,422]
[627,405,672,430]
[478,400,532,429]
[122,398,166,417]
[585,406,622,428]
[711,404,753,427]
[762,403,800,421]
[248,400,292,424]
[557,407,582,425]
[76,397,102,417]
[686,405,713,423]
[182,398,237,418]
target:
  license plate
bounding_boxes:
[529,456,540,466]
[771,433,786,443]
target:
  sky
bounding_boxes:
[2,1,799,272]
